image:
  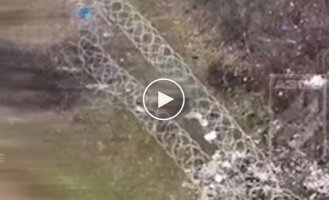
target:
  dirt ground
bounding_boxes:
[0,0,297,199]
[0,1,71,199]
[0,0,76,49]
[0,0,198,199]
[0,107,197,200]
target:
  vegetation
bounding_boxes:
[190,0,329,92]
[0,107,197,200]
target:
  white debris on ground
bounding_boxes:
[204,131,217,143]
[102,32,113,38]
[56,66,82,73]
[135,105,145,113]
[303,163,329,195]
[214,174,225,183]
[196,150,284,200]
[185,110,209,127]
[270,119,283,131]
[85,83,110,90]
[303,75,327,89]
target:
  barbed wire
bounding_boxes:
[46,1,308,199]
[48,13,210,182]
[92,0,305,199]
[95,0,257,152]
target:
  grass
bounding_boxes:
[0,106,196,200]
[127,0,270,135]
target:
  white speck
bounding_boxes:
[56,66,81,73]
[103,32,112,38]
[85,84,110,90]
[185,111,209,127]
[200,119,209,127]
[185,111,202,119]
[303,75,327,89]
[309,193,317,200]
[256,171,269,181]
[214,174,224,183]
[232,151,245,161]
[135,106,145,113]
[211,152,221,160]
[278,91,284,96]
[222,161,231,168]
[286,68,291,73]
[204,131,217,142]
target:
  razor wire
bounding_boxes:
[45,1,307,199]
[48,14,210,181]
[90,0,305,199]
[48,10,292,199]
[95,0,258,152]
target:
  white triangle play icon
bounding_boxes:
[158,92,174,108]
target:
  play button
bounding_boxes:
[158,92,174,108]
[143,78,185,121]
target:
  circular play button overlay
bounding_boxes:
[143,78,185,121]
